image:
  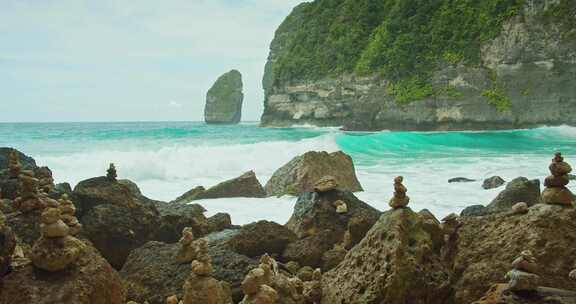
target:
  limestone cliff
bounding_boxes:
[261,0,576,131]
[205,70,243,124]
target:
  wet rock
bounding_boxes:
[322,208,451,303]
[1,241,126,304]
[452,204,576,303]
[483,176,506,190]
[449,177,476,183]
[226,220,296,258]
[193,171,266,200]
[265,151,363,197]
[486,177,541,212]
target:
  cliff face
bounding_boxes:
[261,0,576,131]
[205,70,244,125]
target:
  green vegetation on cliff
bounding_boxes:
[272,0,527,102]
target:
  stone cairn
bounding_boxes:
[542,152,574,206]
[58,194,82,236]
[35,166,55,193]
[107,163,117,182]
[14,170,43,212]
[505,250,540,292]
[8,150,21,179]
[303,268,322,304]
[389,176,409,209]
[181,238,232,304]
[30,206,84,272]
[240,255,281,304]
[176,227,196,263]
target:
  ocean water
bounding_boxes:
[1,122,575,225]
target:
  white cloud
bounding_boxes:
[0,0,305,122]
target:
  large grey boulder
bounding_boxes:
[205,69,243,124]
[265,151,363,197]
[486,177,541,212]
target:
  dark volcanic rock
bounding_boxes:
[265,151,363,196]
[5,212,41,252]
[80,203,161,269]
[449,177,476,183]
[461,204,489,217]
[120,240,257,304]
[322,208,451,303]
[0,219,16,277]
[207,212,233,233]
[282,190,380,269]
[193,171,266,200]
[49,182,73,199]
[205,69,244,124]
[226,220,296,258]
[486,177,541,212]
[154,203,209,243]
[0,147,37,173]
[452,204,576,303]
[73,176,137,216]
[483,176,506,190]
[0,241,126,304]
[171,186,206,205]
[473,284,576,304]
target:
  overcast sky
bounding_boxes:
[0,0,304,122]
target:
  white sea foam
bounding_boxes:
[29,125,576,225]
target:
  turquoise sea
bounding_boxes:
[1,122,575,224]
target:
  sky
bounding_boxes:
[0,0,304,122]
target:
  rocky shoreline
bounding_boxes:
[1,147,576,304]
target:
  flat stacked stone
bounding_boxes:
[107,163,117,182]
[389,176,409,209]
[542,152,574,206]
[505,250,540,292]
[30,207,84,272]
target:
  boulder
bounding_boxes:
[193,171,266,200]
[226,220,296,258]
[72,176,138,216]
[154,203,209,243]
[171,186,206,205]
[282,230,339,268]
[80,203,161,269]
[207,213,234,233]
[322,208,451,303]
[483,176,506,190]
[486,177,541,212]
[120,240,258,304]
[205,69,244,124]
[0,241,126,304]
[282,190,380,269]
[0,147,37,175]
[461,204,489,217]
[473,284,576,304]
[452,204,576,303]
[449,177,476,183]
[265,151,363,197]
[5,212,41,254]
